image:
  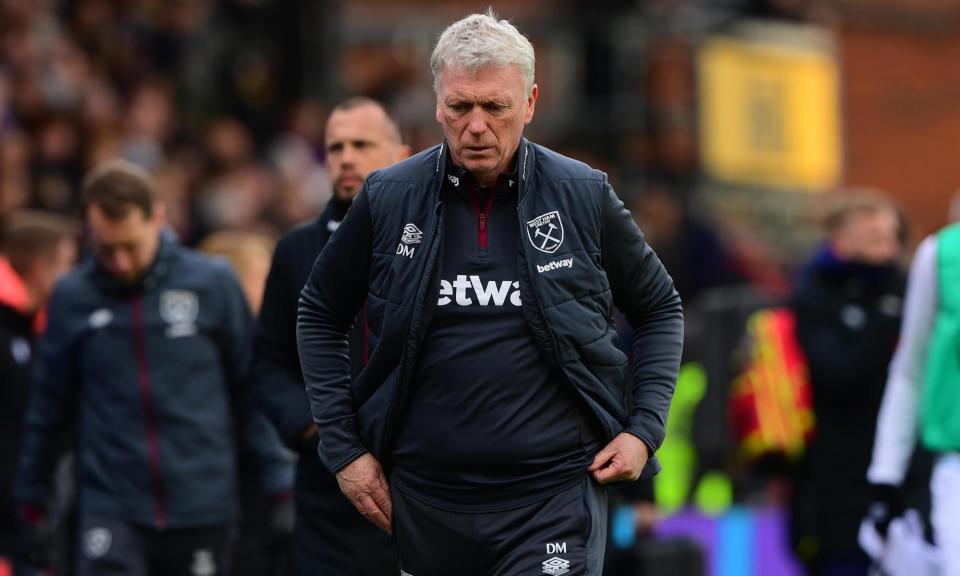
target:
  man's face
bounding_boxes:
[86,203,164,284]
[833,208,901,266]
[25,238,76,311]
[325,104,409,201]
[436,65,537,187]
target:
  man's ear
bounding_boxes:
[524,84,539,125]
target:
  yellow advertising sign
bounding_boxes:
[699,33,840,190]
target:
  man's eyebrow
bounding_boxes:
[99,241,136,251]
[330,136,375,143]
[445,95,510,105]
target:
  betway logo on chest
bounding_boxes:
[537,258,573,274]
[439,275,522,307]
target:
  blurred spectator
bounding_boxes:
[14,160,293,575]
[198,230,275,315]
[198,229,285,576]
[253,97,409,575]
[788,190,917,576]
[632,181,744,303]
[0,210,76,572]
[31,113,84,214]
[189,118,284,243]
[267,100,332,229]
[121,80,174,171]
[0,0,315,251]
[0,129,32,214]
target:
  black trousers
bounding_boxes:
[392,476,607,576]
[292,454,397,576]
[75,514,229,576]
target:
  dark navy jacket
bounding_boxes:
[297,140,684,478]
[255,199,352,455]
[16,232,293,529]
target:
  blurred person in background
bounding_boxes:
[632,181,743,304]
[0,211,76,575]
[190,118,281,244]
[254,97,409,575]
[31,113,85,215]
[14,160,293,576]
[297,12,682,575]
[867,217,960,576]
[121,81,174,172]
[0,129,33,215]
[789,190,918,576]
[199,229,287,576]
[199,230,275,316]
[267,100,332,230]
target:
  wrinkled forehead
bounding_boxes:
[325,103,401,146]
[436,64,529,98]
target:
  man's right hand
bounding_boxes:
[335,453,392,534]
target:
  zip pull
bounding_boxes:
[479,211,488,248]
[471,188,495,250]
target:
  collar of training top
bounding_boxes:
[443,150,519,198]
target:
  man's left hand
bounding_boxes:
[588,433,650,484]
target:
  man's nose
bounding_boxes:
[466,111,488,135]
[340,144,358,164]
[110,252,134,274]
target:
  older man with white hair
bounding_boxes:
[297,11,683,575]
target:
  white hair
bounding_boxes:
[431,9,536,95]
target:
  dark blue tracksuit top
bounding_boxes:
[15,232,293,528]
[390,168,602,512]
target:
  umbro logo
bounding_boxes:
[542,542,569,575]
[401,223,423,245]
[191,548,216,576]
[542,557,570,576]
[396,223,422,259]
[89,308,113,329]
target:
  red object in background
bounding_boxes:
[0,258,31,314]
[729,308,815,461]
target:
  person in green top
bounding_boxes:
[867,222,960,574]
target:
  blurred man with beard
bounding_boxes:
[253,97,409,574]
[15,160,293,576]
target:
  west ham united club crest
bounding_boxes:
[526,211,564,254]
[160,289,199,338]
